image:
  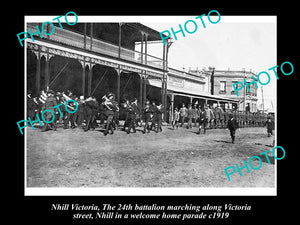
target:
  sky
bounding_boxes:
[142,16,277,111]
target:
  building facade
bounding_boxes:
[26,21,240,120]
[203,68,258,112]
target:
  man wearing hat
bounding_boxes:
[103,93,118,135]
[227,113,239,143]
[186,103,193,129]
[84,96,98,132]
[179,103,187,128]
[265,115,274,137]
[41,90,58,132]
[155,102,164,132]
[197,106,206,134]
[126,98,138,134]
[142,99,152,133]
[204,104,213,130]
[73,96,85,128]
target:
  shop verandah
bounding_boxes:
[26,22,170,114]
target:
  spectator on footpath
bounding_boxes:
[227,114,239,144]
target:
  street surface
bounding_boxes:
[26,126,275,188]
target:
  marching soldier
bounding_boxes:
[62,92,76,129]
[197,106,206,134]
[142,99,152,133]
[179,103,187,127]
[156,102,164,132]
[41,90,58,132]
[232,107,239,128]
[192,103,199,127]
[122,99,131,132]
[84,96,98,132]
[103,93,119,135]
[127,98,138,134]
[73,96,85,129]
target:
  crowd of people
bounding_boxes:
[27,89,274,138]
[173,102,274,134]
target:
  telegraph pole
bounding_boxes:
[243,68,246,112]
[261,86,265,113]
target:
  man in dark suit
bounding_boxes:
[227,114,239,143]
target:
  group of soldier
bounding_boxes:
[26,89,165,135]
[27,89,273,136]
[174,102,271,134]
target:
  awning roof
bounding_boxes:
[170,89,239,102]
[168,85,239,102]
[147,79,239,102]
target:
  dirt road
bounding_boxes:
[26,126,275,188]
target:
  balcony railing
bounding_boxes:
[27,23,164,69]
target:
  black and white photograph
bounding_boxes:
[23,15,277,195]
[14,7,297,224]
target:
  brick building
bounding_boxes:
[200,67,258,112]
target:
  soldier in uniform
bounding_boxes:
[172,107,180,129]
[126,98,138,134]
[265,115,275,137]
[232,106,239,128]
[245,111,249,127]
[149,101,158,131]
[122,99,131,132]
[73,96,85,129]
[240,111,245,128]
[62,92,76,129]
[186,103,193,129]
[213,105,220,129]
[197,106,206,134]
[84,96,98,131]
[156,102,164,132]
[27,92,36,120]
[204,104,213,130]
[41,90,58,132]
[192,104,198,127]
[179,103,187,128]
[103,93,119,135]
[218,105,225,128]
[223,108,230,130]
[208,105,215,129]
[142,99,152,133]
